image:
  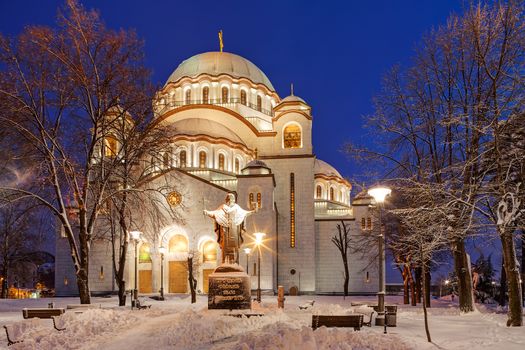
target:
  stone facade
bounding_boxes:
[55,51,377,297]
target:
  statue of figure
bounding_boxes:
[204,193,256,264]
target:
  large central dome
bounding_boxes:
[166,52,274,91]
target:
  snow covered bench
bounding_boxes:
[22,308,65,319]
[66,304,101,310]
[312,314,364,331]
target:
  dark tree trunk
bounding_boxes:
[409,267,417,306]
[421,261,432,342]
[452,238,474,312]
[343,259,349,297]
[1,263,7,298]
[76,268,90,304]
[499,227,523,326]
[521,229,524,304]
[425,269,431,308]
[500,256,507,307]
[415,267,422,304]
[402,265,410,304]
[188,256,197,304]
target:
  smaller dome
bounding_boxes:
[281,95,306,104]
[352,189,373,206]
[314,159,342,178]
[241,159,271,175]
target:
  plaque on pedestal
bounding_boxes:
[208,264,251,310]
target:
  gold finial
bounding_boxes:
[291,83,294,96]
[218,30,224,52]
[254,148,259,159]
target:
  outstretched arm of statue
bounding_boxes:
[203,209,213,218]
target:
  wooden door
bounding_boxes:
[202,269,215,294]
[139,270,152,293]
[169,261,187,293]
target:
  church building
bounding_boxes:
[55,51,378,296]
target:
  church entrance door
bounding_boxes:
[202,269,214,294]
[169,261,187,293]
[139,270,152,293]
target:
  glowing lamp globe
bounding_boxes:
[254,232,266,245]
[243,247,252,255]
[368,187,392,204]
[158,246,167,255]
[130,231,142,241]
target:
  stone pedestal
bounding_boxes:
[208,264,251,310]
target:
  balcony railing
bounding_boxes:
[156,98,274,117]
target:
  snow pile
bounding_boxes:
[219,323,410,350]
[10,309,140,349]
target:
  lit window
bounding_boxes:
[257,193,261,209]
[249,193,255,210]
[185,89,191,104]
[330,187,335,201]
[179,150,186,168]
[283,124,302,149]
[203,241,217,263]
[366,271,370,283]
[218,153,225,171]
[234,158,240,173]
[367,217,373,230]
[199,151,207,168]
[257,95,262,111]
[169,235,188,253]
[139,244,152,263]
[202,87,209,104]
[316,185,322,199]
[104,135,118,158]
[361,218,366,230]
[240,90,247,105]
[222,87,229,103]
[290,173,295,248]
[99,266,104,280]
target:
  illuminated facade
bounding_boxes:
[55,51,377,296]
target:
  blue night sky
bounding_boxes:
[0,0,463,181]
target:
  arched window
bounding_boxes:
[240,90,247,105]
[202,86,209,104]
[222,87,229,103]
[283,124,302,149]
[169,235,188,253]
[330,187,335,201]
[202,241,217,263]
[163,152,171,168]
[316,185,322,199]
[218,153,225,171]
[104,135,118,158]
[256,95,262,111]
[199,151,207,168]
[257,193,262,209]
[139,244,151,263]
[179,150,187,168]
[249,193,255,210]
[185,89,191,104]
[234,158,240,173]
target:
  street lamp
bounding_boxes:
[158,246,167,300]
[254,232,266,303]
[243,247,252,275]
[130,230,142,308]
[368,186,391,329]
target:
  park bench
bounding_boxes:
[22,308,65,319]
[312,314,364,331]
[135,299,151,310]
[66,304,101,310]
[226,313,264,318]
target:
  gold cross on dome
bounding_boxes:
[218,30,224,52]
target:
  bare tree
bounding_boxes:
[0,0,154,303]
[331,221,352,297]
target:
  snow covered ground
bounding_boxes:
[0,295,524,349]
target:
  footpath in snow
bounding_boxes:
[0,295,524,349]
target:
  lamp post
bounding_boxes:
[130,230,142,308]
[368,186,391,330]
[158,246,166,300]
[254,232,265,303]
[243,247,252,275]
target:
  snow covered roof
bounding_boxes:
[166,52,275,91]
[314,159,343,178]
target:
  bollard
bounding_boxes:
[277,285,285,308]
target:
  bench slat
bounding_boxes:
[22,308,65,319]
[312,314,364,331]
